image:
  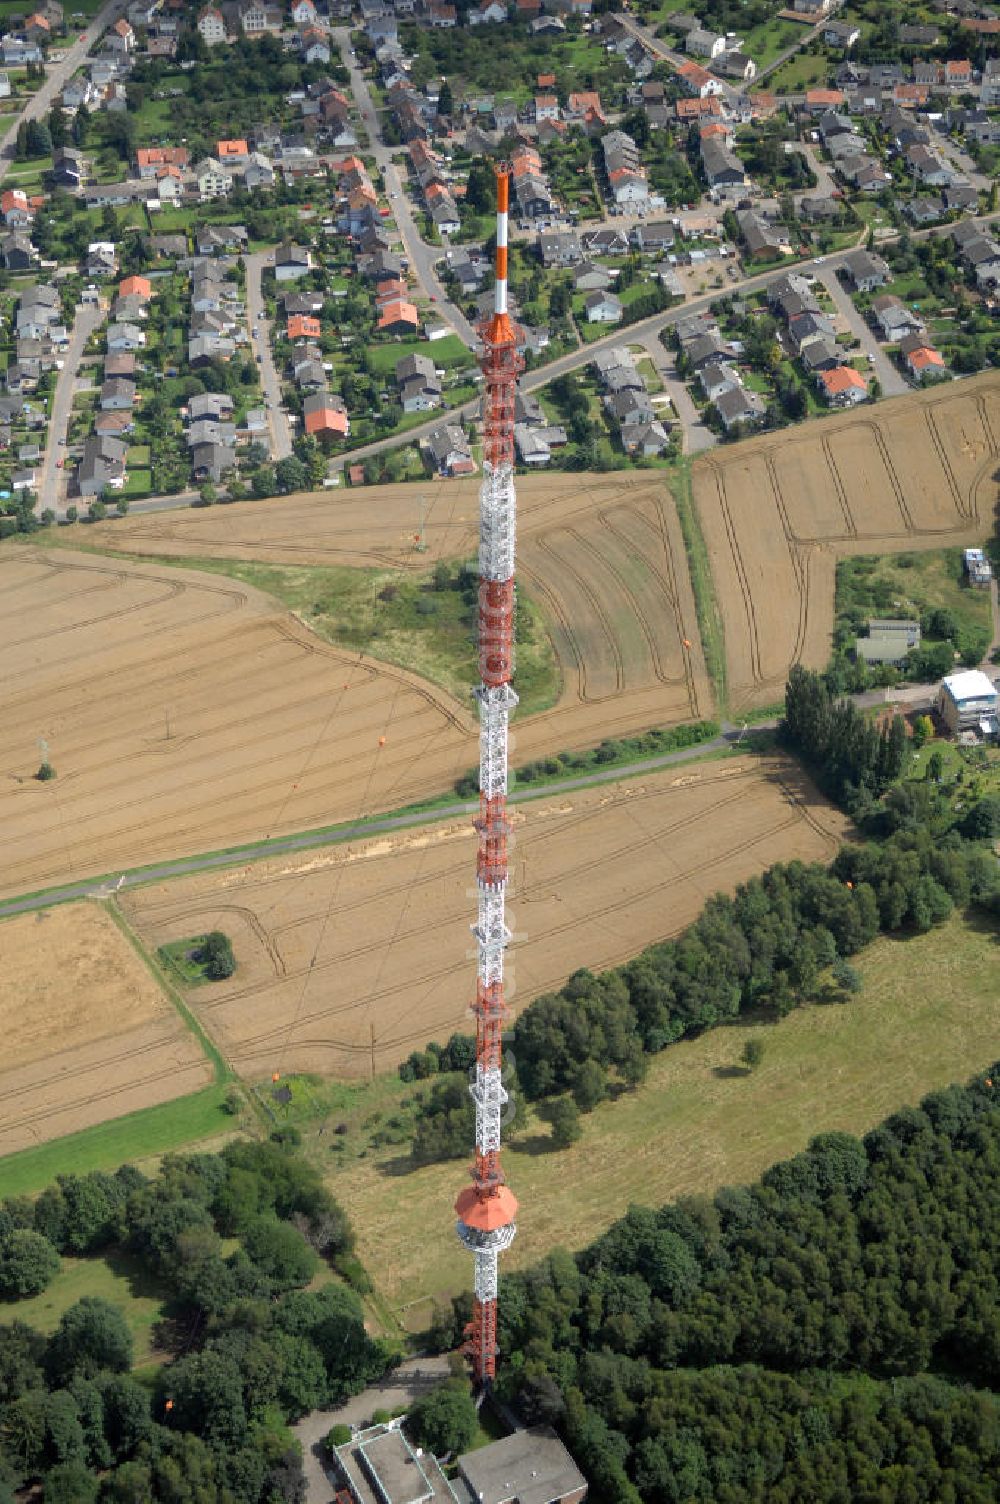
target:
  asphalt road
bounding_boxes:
[245,249,293,462]
[36,299,105,511]
[817,265,909,397]
[0,0,127,185]
[332,28,478,349]
[0,727,757,918]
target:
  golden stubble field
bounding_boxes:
[0,902,211,1157]
[1,473,710,900]
[123,756,848,1083]
[84,469,713,748]
[693,371,1000,712]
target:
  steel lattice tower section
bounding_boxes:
[454,163,522,1389]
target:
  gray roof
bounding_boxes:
[457,1426,588,1504]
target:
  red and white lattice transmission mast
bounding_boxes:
[454,163,522,1389]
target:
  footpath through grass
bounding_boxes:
[671,457,728,714]
[326,913,1000,1323]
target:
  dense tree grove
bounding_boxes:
[0,1141,392,1502]
[431,1069,1000,1502]
[782,666,908,806]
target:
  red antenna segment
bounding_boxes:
[453,161,523,1389]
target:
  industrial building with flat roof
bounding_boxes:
[936,669,999,736]
[333,1424,587,1504]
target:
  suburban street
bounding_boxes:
[292,1358,452,1504]
[245,249,293,461]
[0,0,127,185]
[817,265,909,397]
[36,299,105,511]
[333,28,478,349]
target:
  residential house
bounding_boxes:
[274,241,313,280]
[425,423,474,476]
[119,274,152,301]
[396,352,441,412]
[51,147,85,188]
[287,314,321,342]
[736,209,789,261]
[1,190,32,229]
[685,27,727,57]
[715,384,766,431]
[899,332,947,379]
[787,308,836,353]
[100,377,136,410]
[840,249,890,292]
[538,230,582,267]
[196,5,227,44]
[0,233,34,270]
[377,298,420,334]
[191,157,232,197]
[107,321,146,351]
[136,145,189,177]
[77,434,126,495]
[585,290,623,323]
[107,17,135,51]
[824,19,860,46]
[870,294,923,341]
[191,442,236,482]
[572,260,614,292]
[818,364,868,406]
[698,360,739,402]
[701,139,745,195]
[303,392,349,439]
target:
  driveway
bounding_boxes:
[0,0,127,185]
[631,328,716,455]
[36,300,105,514]
[292,1356,453,1504]
[245,249,293,461]
[816,266,908,397]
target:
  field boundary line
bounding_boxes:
[103,899,232,1086]
[674,458,727,713]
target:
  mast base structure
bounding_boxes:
[454,161,524,1391]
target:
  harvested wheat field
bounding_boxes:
[0,547,475,901]
[693,372,1000,713]
[124,755,848,1082]
[85,471,713,753]
[0,902,211,1156]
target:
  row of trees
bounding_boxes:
[0,1138,392,1502]
[404,816,996,1157]
[429,1067,1000,1501]
[403,668,998,1158]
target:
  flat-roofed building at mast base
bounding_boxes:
[332,1423,588,1504]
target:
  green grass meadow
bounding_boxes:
[0,1086,235,1201]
